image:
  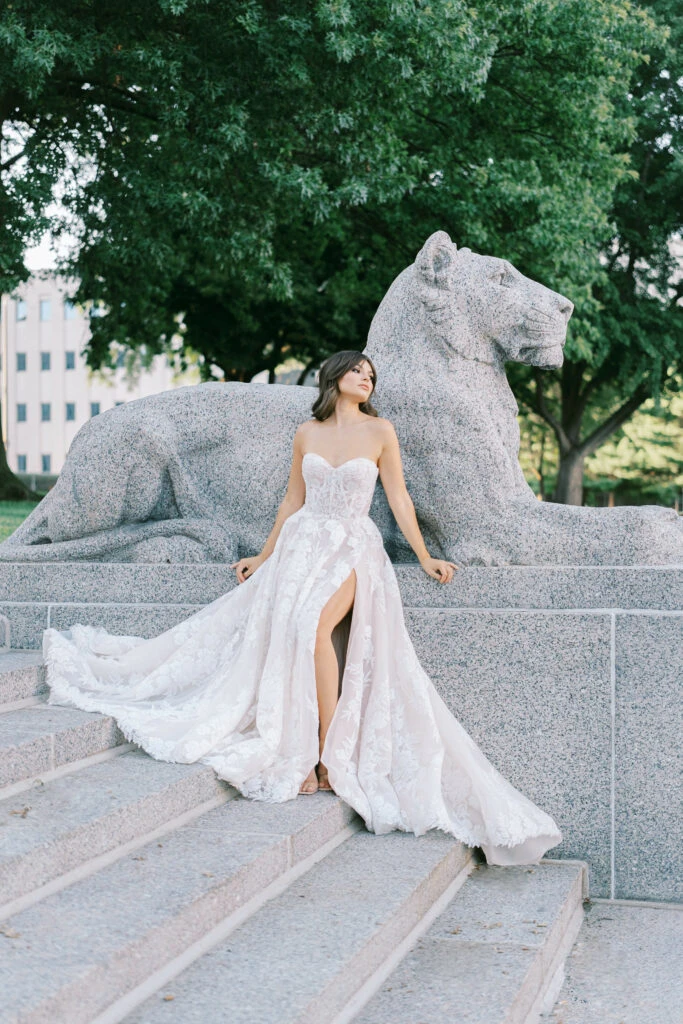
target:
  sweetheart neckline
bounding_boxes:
[303,452,379,471]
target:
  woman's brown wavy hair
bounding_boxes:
[310,350,379,422]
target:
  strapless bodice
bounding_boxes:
[301,452,379,520]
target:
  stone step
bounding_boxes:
[0,651,46,704]
[544,900,683,1024]
[0,793,360,1024]
[121,830,473,1024]
[354,859,587,1024]
[0,703,127,789]
[0,749,233,909]
[5,602,204,649]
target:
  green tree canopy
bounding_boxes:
[512,0,682,504]
[0,0,671,502]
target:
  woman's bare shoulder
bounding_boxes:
[292,420,318,448]
[373,416,398,439]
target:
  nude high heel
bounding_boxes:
[317,763,333,791]
[299,768,319,795]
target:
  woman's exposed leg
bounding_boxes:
[300,568,357,794]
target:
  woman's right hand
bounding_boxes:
[419,556,458,583]
[230,554,266,584]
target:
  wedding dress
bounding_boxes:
[43,451,562,866]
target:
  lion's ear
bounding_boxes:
[415,231,457,290]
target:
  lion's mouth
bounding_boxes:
[517,344,564,367]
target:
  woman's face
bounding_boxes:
[337,360,375,402]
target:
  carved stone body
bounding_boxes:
[2,231,681,565]
[0,382,312,563]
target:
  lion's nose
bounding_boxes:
[558,297,574,320]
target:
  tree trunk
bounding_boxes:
[552,448,586,505]
[532,366,649,508]
[0,401,43,501]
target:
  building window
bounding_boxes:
[16,299,27,321]
[64,300,77,320]
[17,455,27,472]
[41,351,51,371]
[65,351,76,370]
[41,403,51,422]
[17,404,27,422]
[39,299,51,321]
[41,454,51,473]
[90,402,101,417]
[116,350,126,368]
[66,402,76,421]
[16,352,26,371]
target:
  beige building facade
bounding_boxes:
[1,275,197,478]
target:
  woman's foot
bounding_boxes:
[317,761,332,791]
[299,767,319,795]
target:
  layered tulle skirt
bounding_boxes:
[43,505,562,865]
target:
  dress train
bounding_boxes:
[43,452,562,865]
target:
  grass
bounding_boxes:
[0,501,42,543]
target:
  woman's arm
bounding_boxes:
[231,425,307,582]
[258,427,307,559]
[377,421,457,583]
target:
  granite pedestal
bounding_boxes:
[1,562,680,901]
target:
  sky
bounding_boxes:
[25,235,56,272]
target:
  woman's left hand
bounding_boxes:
[419,557,458,583]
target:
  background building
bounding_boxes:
[1,275,199,485]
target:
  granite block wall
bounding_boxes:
[2,563,680,900]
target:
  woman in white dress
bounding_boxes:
[43,350,562,866]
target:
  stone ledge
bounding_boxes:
[0,562,681,609]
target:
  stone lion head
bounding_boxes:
[375,230,574,371]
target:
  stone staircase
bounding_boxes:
[0,651,588,1024]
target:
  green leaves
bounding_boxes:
[0,0,675,409]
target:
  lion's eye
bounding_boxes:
[491,267,508,287]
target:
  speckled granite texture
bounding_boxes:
[1,563,681,608]
[2,232,681,566]
[357,861,586,1024]
[547,901,683,1024]
[2,563,680,900]
[614,614,682,901]
[407,609,613,895]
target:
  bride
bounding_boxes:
[43,350,562,866]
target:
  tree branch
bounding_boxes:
[533,369,570,451]
[490,46,525,59]
[577,384,649,457]
[485,74,548,116]
[0,146,26,173]
[54,76,160,124]
[508,126,561,144]
[668,278,683,309]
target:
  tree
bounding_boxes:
[0,412,42,500]
[0,2,665,487]
[78,0,660,387]
[511,0,682,505]
[517,381,683,507]
[586,390,683,507]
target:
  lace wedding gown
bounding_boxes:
[43,451,562,865]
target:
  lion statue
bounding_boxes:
[2,231,681,565]
[365,231,683,565]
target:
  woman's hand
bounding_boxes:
[419,556,458,583]
[230,554,267,584]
